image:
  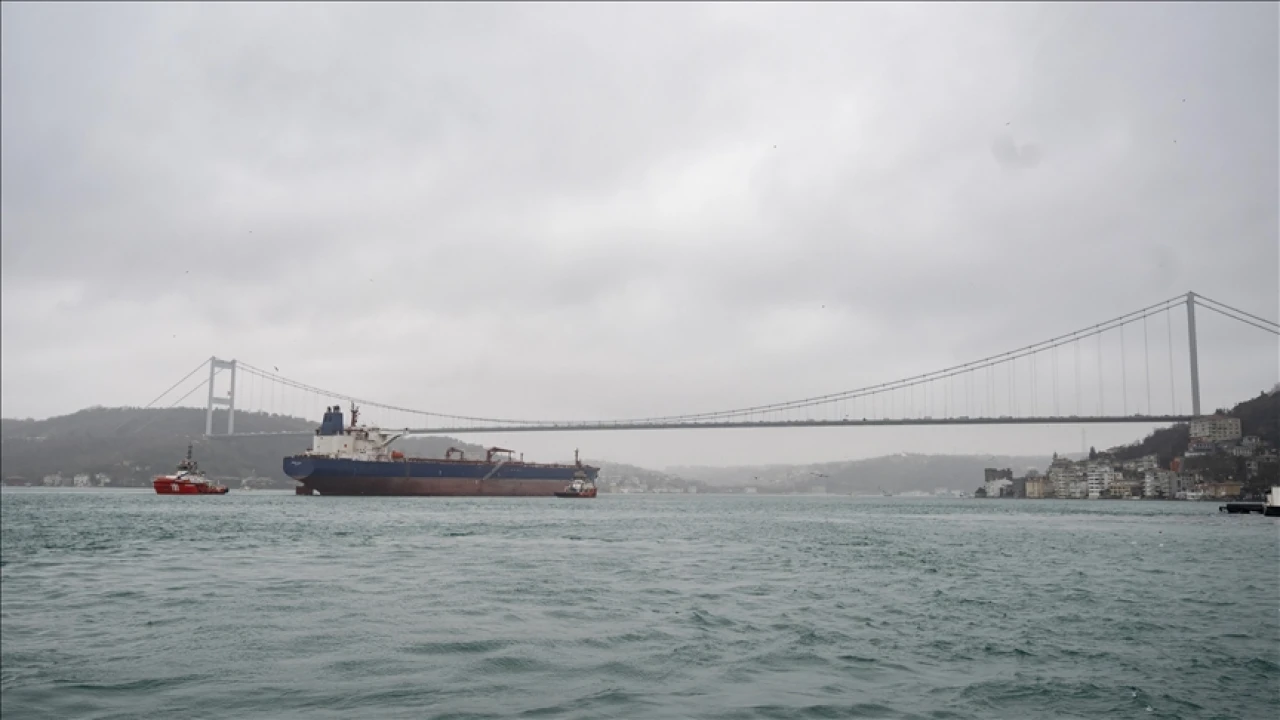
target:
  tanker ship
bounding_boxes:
[284,405,599,497]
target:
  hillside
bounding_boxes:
[1109,387,1280,467]
[670,453,1052,494]
[589,459,704,493]
[0,407,489,488]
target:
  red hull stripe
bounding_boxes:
[153,480,228,495]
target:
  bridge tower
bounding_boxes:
[1185,292,1201,417]
[205,357,238,436]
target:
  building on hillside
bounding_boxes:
[1202,482,1243,499]
[1121,454,1159,473]
[984,468,1014,484]
[1185,441,1215,458]
[1025,476,1053,498]
[1144,469,1177,498]
[1085,461,1121,500]
[1048,463,1084,499]
[983,468,1015,498]
[985,476,1013,497]
[1190,415,1242,443]
[1174,471,1201,496]
[1066,477,1089,499]
[1010,475,1027,498]
[1109,479,1141,499]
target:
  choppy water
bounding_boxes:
[2,489,1277,719]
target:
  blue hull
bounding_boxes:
[284,456,599,497]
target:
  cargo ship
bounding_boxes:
[153,445,229,495]
[284,405,600,496]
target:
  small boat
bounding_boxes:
[153,445,229,495]
[554,451,597,499]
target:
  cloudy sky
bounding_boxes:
[2,2,1276,468]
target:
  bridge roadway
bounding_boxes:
[216,414,1197,438]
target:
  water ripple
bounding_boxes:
[2,490,1277,719]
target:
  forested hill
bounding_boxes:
[0,407,488,487]
[1109,387,1280,467]
[669,453,1052,494]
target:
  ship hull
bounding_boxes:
[153,479,229,495]
[285,456,599,497]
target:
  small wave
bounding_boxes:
[473,654,548,673]
[1244,657,1280,673]
[54,675,202,693]
[403,639,511,655]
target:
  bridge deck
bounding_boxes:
[214,414,1197,437]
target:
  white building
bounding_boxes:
[1049,465,1084,499]
[985,477,1013,497]
[1085,461,1121,500]
[1190,415,1242,443]
[1120,456,1155,472]
[1143,469,1177,498]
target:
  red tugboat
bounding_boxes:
[554,451,597,499]
[153,445,229,495]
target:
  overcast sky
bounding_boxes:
[2,2,1276,469]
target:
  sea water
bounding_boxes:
[2,489,1276,719]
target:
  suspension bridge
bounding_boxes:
[142,292,1277,438]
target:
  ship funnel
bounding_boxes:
[318,406,345,436]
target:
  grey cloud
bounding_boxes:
[2,2,1276,467]
[991,135,1042,169]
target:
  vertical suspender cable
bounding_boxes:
[1120,324,1128,415]
[1052,345,1060,415]
[1009,360,1015,417]
[1074,339,1081,416]
[1143,313,1152,414]
[1096,331,1104,415]
[1031,354,1038,415]
[1166,305,1177,414]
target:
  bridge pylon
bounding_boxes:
[1185,292,1201,417]
[205,357,238,436]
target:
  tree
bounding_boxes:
[1089,446,1098,461]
